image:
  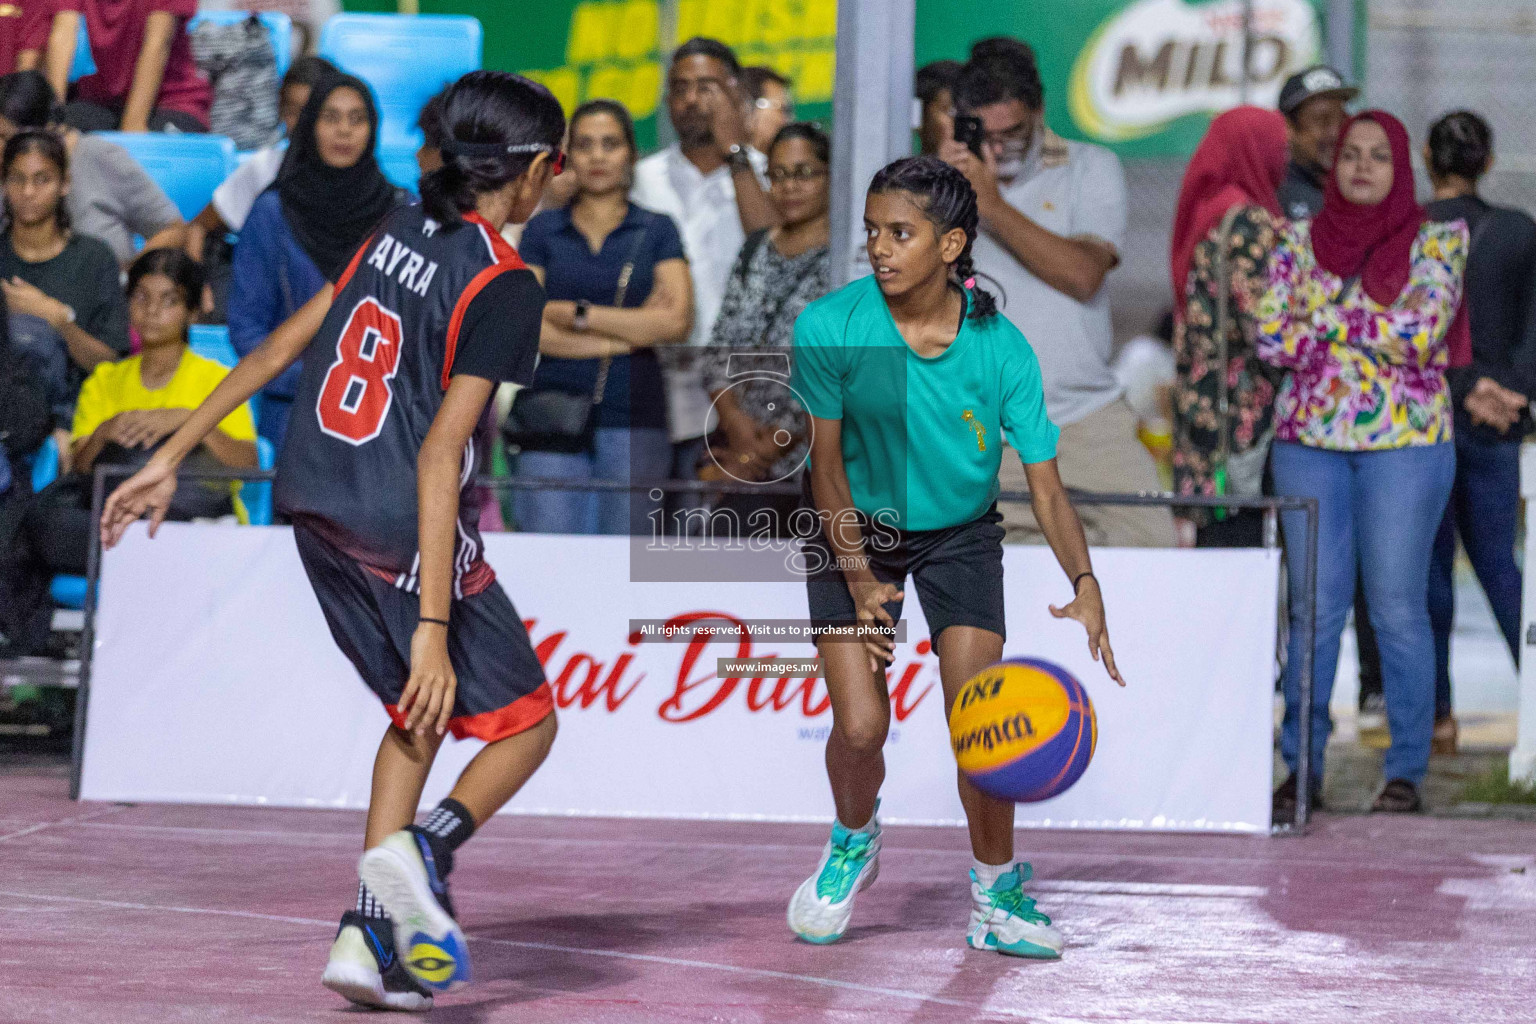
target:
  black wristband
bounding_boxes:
[419,617,450,627]
[1072,572,1096,593]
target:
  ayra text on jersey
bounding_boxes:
[365,233,439,297]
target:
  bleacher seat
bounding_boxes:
[29,437,88,610]
[28,424,275,610]
[92,132,238,221]
[69,14,95,82]
[188,323,239,368]
[187,10,294,77]
[188,324,262,427]
[318,13,481,179]
[246,437,276,527]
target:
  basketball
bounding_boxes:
[949,658,1097,803]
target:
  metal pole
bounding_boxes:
[1292,498,1319,830]
[70,465,108,800]
[829,0,915,288]
[1326,0,1356,79]
[654,0,680,151]
[1239,0,1255,104]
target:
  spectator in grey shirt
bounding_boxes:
[0,71,183,266]
[943,38,1172,547]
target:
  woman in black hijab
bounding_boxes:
[228,71,404,449]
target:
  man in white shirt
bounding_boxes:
[630,37,775,514]
[942,38,1173,547]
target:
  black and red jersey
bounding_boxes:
[275,204,543,597]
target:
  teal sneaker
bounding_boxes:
[787,804,882,944]
[967,863,1063,959]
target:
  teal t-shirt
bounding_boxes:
[790,275,1059,531]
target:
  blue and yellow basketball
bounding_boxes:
[949,658,1096,803]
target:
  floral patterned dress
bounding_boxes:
[1172,204,1283,506]
[1256,219,1468,450]
[700,231,829,480]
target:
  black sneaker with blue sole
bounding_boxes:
[359,828,472,992]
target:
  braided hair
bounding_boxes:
[867,155,998,319]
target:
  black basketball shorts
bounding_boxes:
[293,523,553,741]
[800,482,1008,644]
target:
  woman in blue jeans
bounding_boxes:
[1257,112,1467,815]
[515,100,691,535]
[1422,112,1536,751]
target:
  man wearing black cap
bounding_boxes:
[1276,65,1359,220]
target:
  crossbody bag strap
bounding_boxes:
[591,212,654,407]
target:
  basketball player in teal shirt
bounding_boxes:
[786,156,1124,958]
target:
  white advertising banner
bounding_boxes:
[82,525,1279,832]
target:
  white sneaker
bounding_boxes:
[967,863,1064,959]
[321,912,433,1012]
[359,830,472,992]
[787,806,882,944]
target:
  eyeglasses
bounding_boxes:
[980,118,1032,149]
[755,97,795,117]
[767,165,827,186]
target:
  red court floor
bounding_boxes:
[2,766,1532,1023]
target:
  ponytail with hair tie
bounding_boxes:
[419,70,566,229]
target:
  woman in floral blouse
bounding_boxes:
[1258,111,1468,816]
[1169,107,1290,547]
[700,123,831,533]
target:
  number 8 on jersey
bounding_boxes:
[317,297,405,445]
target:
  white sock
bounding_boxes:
[972,858,1011,890]
[836,813,878,835]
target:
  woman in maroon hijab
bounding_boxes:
[1169,106,1289,548]
[1257,110,1469,817]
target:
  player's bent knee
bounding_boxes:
[835,714,890,755]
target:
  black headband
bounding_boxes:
[439,139,556,159]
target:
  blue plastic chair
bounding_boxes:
[68,14,95,83]
[245,437,276,526]
[187,10,294,77]
[92,132,238,221]
[29,437,88,609]
[188,324,262,429]
[188,323,239,368]
[319,14,482,156]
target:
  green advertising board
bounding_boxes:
[342,0,1333,158]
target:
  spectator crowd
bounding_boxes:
[0,7,1528,817]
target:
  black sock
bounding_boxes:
[410,797,476,877]
[356,880,389,921]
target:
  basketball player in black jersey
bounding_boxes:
[101,72,566,1012]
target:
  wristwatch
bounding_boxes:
[725,142,752,170]
[572,298,591,332]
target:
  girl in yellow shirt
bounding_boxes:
[71,249,256,476]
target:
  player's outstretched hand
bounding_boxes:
[1049,577,1124,687]
[402,623,457,737]
[99,456,179,550]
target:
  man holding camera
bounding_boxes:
[940,38,1172,547]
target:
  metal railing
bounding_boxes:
[74,464,1319,832]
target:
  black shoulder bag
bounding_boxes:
[504,215,652,454]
